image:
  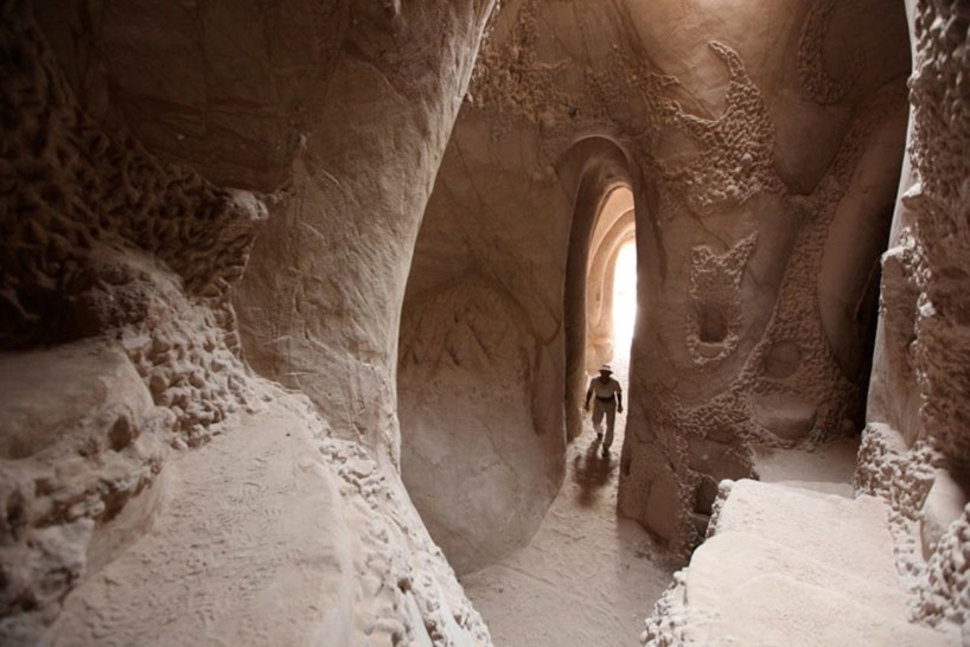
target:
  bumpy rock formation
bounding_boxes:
[641,479,961,646]
[858,0,970,633]
[0,6,264,635]
[640,0,970,640]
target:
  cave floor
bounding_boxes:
[461,356,678,647]
[459,352,871,646]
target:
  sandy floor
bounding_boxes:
[461,355,678,647]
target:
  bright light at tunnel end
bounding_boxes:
[613,241,638,354]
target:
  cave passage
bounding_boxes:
[457,192,662,647]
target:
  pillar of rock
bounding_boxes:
[227,1,499,465]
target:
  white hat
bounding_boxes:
[600,364,613,373]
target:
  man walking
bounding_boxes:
[584,364,623,458]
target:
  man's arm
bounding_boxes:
[584,386,592,411]
[617,391,623,413]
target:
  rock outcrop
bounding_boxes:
[642,479,961,646]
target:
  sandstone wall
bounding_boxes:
[1,7,264,636]
[405,0,910,557]
[1,0,497,643]
[231,1,499,465]
[857,0,970,632]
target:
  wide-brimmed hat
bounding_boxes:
[599,364,613,373]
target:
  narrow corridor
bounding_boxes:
[461,355,677,646]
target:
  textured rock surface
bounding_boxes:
[398,283,560,572]
[1,0,495,644]
[859,0,970,635]
[48,393,490,646]
[3,0,970,643]
[0,340,168,639]
[0,6,263,637]
[641,480,960,646]
[230,0,497,464]
[404,0,910,557]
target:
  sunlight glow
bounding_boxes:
[612,241,637,359]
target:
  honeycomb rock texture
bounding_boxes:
[905,0,970,475]
[861,0,970,634]
[0,1,266,443]
[0,2,264,639]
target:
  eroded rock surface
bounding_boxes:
[859,0,970,635]
[399,283,559,572]
[642,480,960,646]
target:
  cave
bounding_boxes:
[2,0,969,645]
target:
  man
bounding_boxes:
[584,364,623,458]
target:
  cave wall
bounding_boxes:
[402,0,911,558]
[397,111,573,572]
[4,0,964,639]
[607,0,909,554]
[856,0,970,631]
[0,5,265,636]
[231,1,500,465]
[1,0,497,644]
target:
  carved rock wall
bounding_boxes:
[860,0,970,632]
[405,0,910,558]
[1,0,496,644]
[0,7,263,637]
[399,283,559,572]
[229,0,500,463]
[397,98,577,568]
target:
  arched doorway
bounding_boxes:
[561,137,641,442]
